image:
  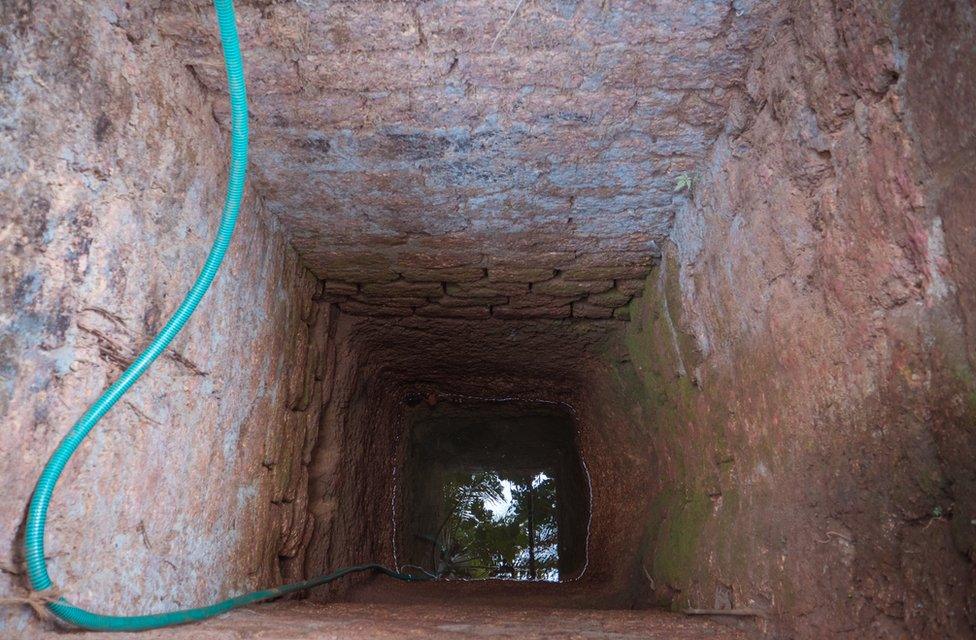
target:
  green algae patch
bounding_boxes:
[649,488,711,591]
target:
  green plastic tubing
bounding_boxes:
[22,0,424,631]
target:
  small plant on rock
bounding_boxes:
[674,173,694,194]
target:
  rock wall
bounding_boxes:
[155,0,777,306]
[303,314,404,596]
[305,315,670,608]
[614,0,976,637]
[3,1,973,637]
[0,2,323,634]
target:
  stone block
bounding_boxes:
[361,281,445,298]
[506,294,581,309]
[447,280,530,298]
[572,302,614,319]
[314,251,399,284]
[558,249,657,281]
[322,281,358,295]
[415,305,492,319]
[615,278,646,295]
[562,265,654,281]
[557,251,657,269]
[396,251,484,269]
[353,295,427,308]
[434,295,509,308]
[487,266,556,283]
[492,305,571,320]
[585,289,633,308]
[339,301,413,317]
[488,251,576,269]
[399,265,486,283]
[533,276,613,297]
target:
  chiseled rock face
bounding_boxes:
[614,1,976,636]
[158,0,776,318]
[0,2,325,633]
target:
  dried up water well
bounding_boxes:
[2,1,976,639]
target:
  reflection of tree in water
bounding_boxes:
[420,470,559,580]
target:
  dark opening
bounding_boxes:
[394,399,590,581]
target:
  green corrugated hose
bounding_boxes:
[21,0,425,631]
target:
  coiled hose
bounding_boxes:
[22,0,425,631]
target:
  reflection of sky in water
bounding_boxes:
[483,472,550,521]
[484,480,514,520]
[425,469,561,580]
[479,472,559,580]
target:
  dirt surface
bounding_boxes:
[56,601,746,640]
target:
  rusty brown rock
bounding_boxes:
[353,295,428,308]
[487,267,557,283]
[339,302,413,317]
[584,289,633,308]
[1,0,329,626]
[313,252,399,284]
[615,279,646,296]
[396,252,485,270]
[415,305,492,319]
[361,281,445,298]
[561,265,654,281]
[492,305,572,320]
[505,294,582,310]
[154,0,775,305]
[612,307,632,321]
[434,295,509,308]
[533,277,614,297]
[558,253,657,281]
[323,281,359,296]
[398,265,486,283]
[571,302,615,320]
[447,280,530,298]
[488,252,577,269]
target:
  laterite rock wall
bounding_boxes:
[607,1,976,636]
[156,0,777,319]
[0,2,326,633]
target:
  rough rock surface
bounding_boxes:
[299,313,656,606]
[0,2,325,634]
[601,1,976,637]
[155,0,777,318]
[2,1,975,639]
